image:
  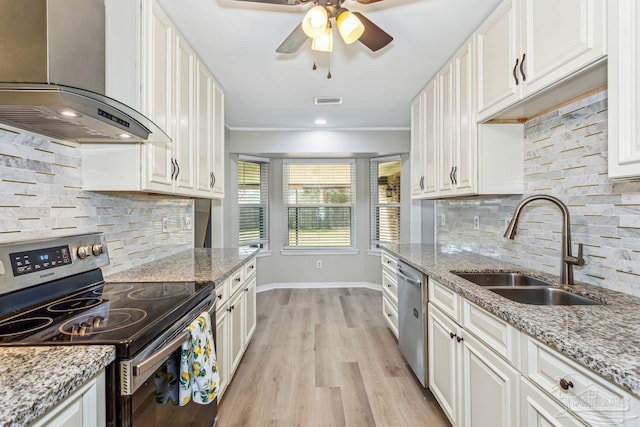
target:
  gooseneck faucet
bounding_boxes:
[504,194,584,285]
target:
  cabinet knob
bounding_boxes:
[559,378,574,390]
[217,294,223,300]
[456,336,464,343]
[245,287,249,292]
[236,277,241,282]
[449,332,456,339]
[387,313,392,317]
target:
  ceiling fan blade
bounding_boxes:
[276,23,309,53]
[352,12,393,52]
[232,0,298,5]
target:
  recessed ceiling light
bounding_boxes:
[315,119,327,125]
[58,109,80,118]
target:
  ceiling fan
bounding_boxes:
[233,0,394,54]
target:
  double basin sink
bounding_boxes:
[452,272,602,306]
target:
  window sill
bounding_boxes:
[280,249,360,256]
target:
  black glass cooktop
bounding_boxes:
[0,279,214,357]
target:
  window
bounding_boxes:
[283,160,356,249]
[238,158,269,248]
[371,157,401,247]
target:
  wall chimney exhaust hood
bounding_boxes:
[0,0,170,144]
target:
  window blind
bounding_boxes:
[238,159,269,248]
[283,160,356,248]
[371,158,401,247]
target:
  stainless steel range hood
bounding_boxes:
[0,0,170,144]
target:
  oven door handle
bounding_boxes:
[132,302,215,377]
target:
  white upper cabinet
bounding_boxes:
[410,93,425,198]
[83,0,225,199]
[411,80,438,199]
[477,0,606,121]
[608,0,640,179]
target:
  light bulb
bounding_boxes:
[311,26,333,53]
[336,10,365,44]
[302,6,328,39]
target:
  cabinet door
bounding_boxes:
[173,33,196,194]
[461,332,519,427]
[438,61,456,195]
[476,0,519,121]
[453,39,477,196]
[229,289,245,376]
[215,306,229,398]
[195,60,215,196]
[423,79,438,196]
[520,378,585,427]
[521,0,606,96]
[243,275,257,344]
[428,304,460,426]
[608,0,640,179]
[141,1,173,192]
[212,83,225,197]
[410,94,425,198]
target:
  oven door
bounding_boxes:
[117,299,218,427]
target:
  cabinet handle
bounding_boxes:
[559,378,574,390]
[170,158,176,180]
[456,336,464,343]
[452,166,457,185]
[449,167,454,185]
[210,172,214,188]
[175,160,180,181]
[212,172,216,188]
[449,332,456,339]
[520,53,526,82]
[513,58,519,85]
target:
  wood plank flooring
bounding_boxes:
[218,288,450,427]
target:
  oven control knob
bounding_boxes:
[77,246,91,259]
[92,316,104,328]
[92,244,104,256]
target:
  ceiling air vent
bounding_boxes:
[314,97,343,106]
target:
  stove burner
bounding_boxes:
[96,284,134,296]
[48,298,103,313]
[59,308,147,336]
[0,317,54,337]
[128,284,189,300]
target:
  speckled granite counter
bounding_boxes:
[105,247,258,284]
[382,243,640,398]
[0,345,115,426]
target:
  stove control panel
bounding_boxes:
[10,245,72,276]
[0,233,109,296]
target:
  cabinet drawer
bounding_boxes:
[229,269,244,295]
[521,377,586,427]
[382,270,398,305]
[382,295,398,338]
[244,257,257,278]
[522,336,639,426]
[381,251,398,271]
[215,278,230,307]
[428,278,461,322]
[462,299,519,367]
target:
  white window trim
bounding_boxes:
[370,155,402,250]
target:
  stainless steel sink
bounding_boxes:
[488,287,602,306]
[453,271,553,287]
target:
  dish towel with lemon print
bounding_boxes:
[155,311,219,406]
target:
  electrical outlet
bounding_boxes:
[473,216,480,230]
[440,214,446,226]
[162,217,169,233]
[184,216,192,230]
[316,260,323,269]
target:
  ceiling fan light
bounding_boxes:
[336,10,364,44]
[302,5,328,38]
[311,26,333,53]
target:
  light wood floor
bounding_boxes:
[218,288,450,427]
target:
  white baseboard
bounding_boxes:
[256,282,382,293]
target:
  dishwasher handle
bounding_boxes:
[397,270,422,288]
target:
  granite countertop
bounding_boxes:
[0,346,115,426]
[105,247,259,284]
[382,243,640,398]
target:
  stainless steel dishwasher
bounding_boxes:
[397,260,428,387]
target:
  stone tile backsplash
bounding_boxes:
[437,90,640,297]
[0,126,193,276]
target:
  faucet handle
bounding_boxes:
[564,243,585,266]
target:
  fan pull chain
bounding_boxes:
[327,56,332,79]
[312,61,317,71]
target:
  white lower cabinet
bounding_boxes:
[380,252,399,338]
[428,278,640,427]
[31,369,105,427]
[215,257,257,401]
